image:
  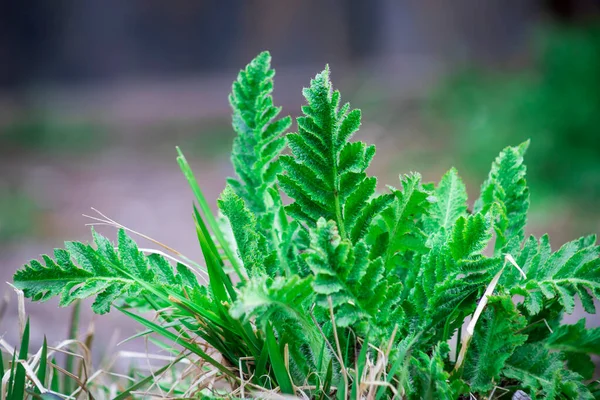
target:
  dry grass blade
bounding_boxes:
[328,297,348,400]
[455,254,527,372]
[83,207,208,279]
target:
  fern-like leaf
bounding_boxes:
[228,51,291,215]
[475,141,530,255]
[464,296,527,393]
[415,213,497,337]
[546,318,600,354]
[545,319,600,381]
[503,343,593,399]
[230,274,330,385]
[279,67,390,242]
[218,186,275,277]
[425,167,468,234]
[408,343,461,400]
[230,274,314,322]
[13,229,201,314]
[368,173,431,267]
[305,219,401,335]
[509,234,600,315]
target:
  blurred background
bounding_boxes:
[1,0,600,358]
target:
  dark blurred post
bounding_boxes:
[0,1,64,114]
[343,0,383,61]
[545,0,600,22]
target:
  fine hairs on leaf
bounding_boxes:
[11,51,600,400]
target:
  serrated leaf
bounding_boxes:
[510,235,600,316]
[427,167,468,232]
[279,66,386,243]
[218,186,273,277]
[229,51,291,216]
[408,343,457,400]
[546,318,600,354]
[305,219,400,337]
[503,343,593,400]
[475,141,530,255]
[14,228,199,314]
[230,274,314,321]
[464,297,527,392]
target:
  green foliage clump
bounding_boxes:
[433,24,600,211]
[12,51,600,399]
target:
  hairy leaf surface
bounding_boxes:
[228,51,291,215]
[14,229,203,314]
[279,67,390,242]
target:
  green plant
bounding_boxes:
[11,51,600,399]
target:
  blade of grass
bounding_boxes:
[193,209,262,356]
[117,307,236,379]
[11,318,30,400]
[351,334,370,400]
[375,333,420,400]
[192,204,221,267]
[318,360,333,400]
[49,358,59,394]
[265,323,294,395]
[198,232,230,306]
[177,147,244,280]
[193,206,237,301]
[192,208,263,357]
[113,354,186,400]
[255,341,270,387]
[143,294,194,343]
[63,300,81,394]
[36,337,48,393]
[7,351,16,400]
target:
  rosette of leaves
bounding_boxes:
[13,51,600,399]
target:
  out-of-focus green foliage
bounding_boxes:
[0,188,38,242]
[433,24,600,206]
[1,115,106,154]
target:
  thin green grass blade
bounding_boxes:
[193,207,237,301]
[192,204,221,266]
[113,354,187,400]
[190,219,262,356]
[318,359,333,400]
[143,294,195,344]
[7,351,16,400]
[11,319,30,400]
[107,260,229,334]
[117,307,236,378]
[375,334,420,400]
[193,208,264,357]
[50,357,60,394]
[177,147,244,280]
[265,323,294,395]
[255,340,270,387]
[36,336,48,393]
[148,337,182,356]
[196,226,230,305]
[351,334,370,399]
[163,287,224,326]
[63,300,80,395]
[117,320,185,346]
[0,349,4,377]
